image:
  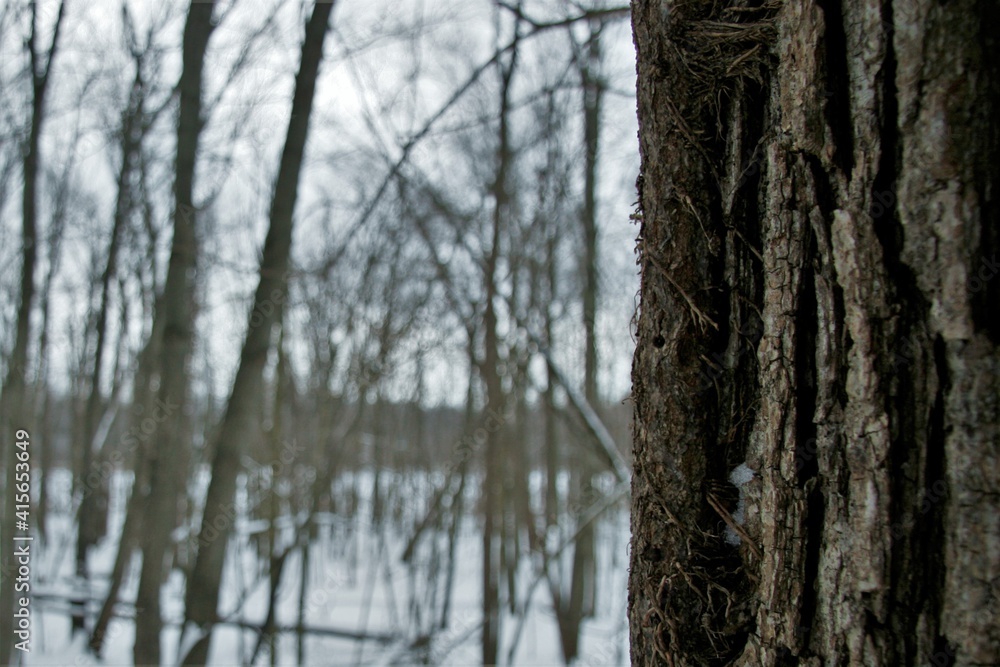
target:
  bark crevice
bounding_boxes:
[631,0,999,664]
[815,0,854,178]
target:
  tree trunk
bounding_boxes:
[481,24,519,663]
[89,35,161,655]
[91,237,166,655]
[544,235,560,530]
[628,1,999,665]
[0,3,65,663]
[76,59,142,593]
[561,19,604,664]
[34,148,71,546]
[132,1,216,663]
[181,3,334,662]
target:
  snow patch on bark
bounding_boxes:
[725,463,755,546]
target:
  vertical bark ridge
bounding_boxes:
[630,0,998,665]
[630,1,778,664]
[815,0,854,178]
[893,1,999,662]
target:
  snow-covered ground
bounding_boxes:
[23,469,629,666]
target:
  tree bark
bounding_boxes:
[132,1,216,663]
[33,130,72,546]
[561,20,604,663]
[480,21,520,663]
[629,1,999,665]
[0,3,66,663]
[181,3,334,663]
[76,53,143,594]
[89,26,162,653]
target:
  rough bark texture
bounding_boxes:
[628,1,998,665]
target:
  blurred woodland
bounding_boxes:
[0,1,639,665]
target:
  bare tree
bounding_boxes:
[88,2,177,653]
[0,2,66,663]
[559,17,604,663]
[132,1,217,663]
[181,3,334,662]
[75,0,152,598]
[0,2,645,664]
[479,9,523,662]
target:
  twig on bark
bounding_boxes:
[647,254,720,333]
[706,490,762,559]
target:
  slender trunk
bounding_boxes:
[35,376,51,541]
[544,237,559,530]
[90,281,165,655]
[255,333,286,663]
[560,24,604,664]
[0,4,65,663]
[580,28,601,410]
[628,1,1000,665]
[89,472,139,655]
[481,180,502,666]
[76,66,141,588]
[34,197,68,544]
[296,534,309,664]
[481,32,518,663]
[439,332,477,631]
[132,2,216,663]
[182,5,334,662]
[249,548,291,666]
[512,360,537,553]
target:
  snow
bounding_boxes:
[23,468,629,666]
[725,463,755,546]
[728,462,755,488]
